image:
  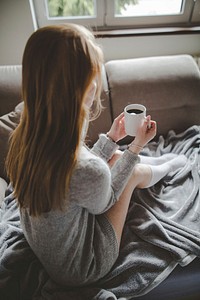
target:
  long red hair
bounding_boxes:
[6,24,103,216]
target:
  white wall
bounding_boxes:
[98,33,200,61]
[0,0,199,65]
[0,0,34,65]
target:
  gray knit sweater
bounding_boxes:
[20,134,140,286]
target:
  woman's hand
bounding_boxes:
[107,112,126,143]
[129,115,157,154]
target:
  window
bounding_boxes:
[30,0,200,30]
[106,0,197,28]
[30,0,105,28]
[115,0,183,16]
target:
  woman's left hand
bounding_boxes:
[107,112,126,142]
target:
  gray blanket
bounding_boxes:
[0,125,200,300]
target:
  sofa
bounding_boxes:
[0,54,200,299]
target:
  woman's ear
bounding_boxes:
[84,79,97,108]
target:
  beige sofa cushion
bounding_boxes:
[0,102,23,180]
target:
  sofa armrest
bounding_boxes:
[0,65,22,116]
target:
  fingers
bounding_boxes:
[150,120,157,131]
[108,112,126,142]
[146,115,151,129]
[117,112,124,118]
[114,112,124,123]
[147,121,157,141]
[135,115,157,146]
[113,112,125,129]
[145,115,156,132]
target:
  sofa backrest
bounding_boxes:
[0,64,112,147]
[105,54,200,142]
[0,54,200,147]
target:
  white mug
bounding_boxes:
[124,104,146,136]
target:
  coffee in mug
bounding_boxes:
[124,104,146,136]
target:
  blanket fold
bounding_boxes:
[0,125,200,300]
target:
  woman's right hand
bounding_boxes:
[129,115,157,154]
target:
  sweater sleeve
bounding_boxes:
[111,149,140,198]
[91,134,119,162]
[70,148,140,215]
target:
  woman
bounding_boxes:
[6,24,186,286]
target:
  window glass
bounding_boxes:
[115,0,183,16]
[31,0,199,29]
[47,0,95,18]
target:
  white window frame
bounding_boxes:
[30,0,200,30]
[191,0,200,23]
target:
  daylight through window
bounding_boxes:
[47,0,95,17]
[116,0,183,16]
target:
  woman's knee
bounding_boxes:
[132,163,152,189]
[108,150,123,168]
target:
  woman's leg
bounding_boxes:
[142,154,187,188]
[105,154,187,245]
[105,163,152,245]
[108,150,123,168]
[139,153,178,165]
[109,151,180,168]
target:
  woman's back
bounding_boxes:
[20,145,119,286]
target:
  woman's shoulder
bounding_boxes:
[74,146,110,180]
[70,146,112,213]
